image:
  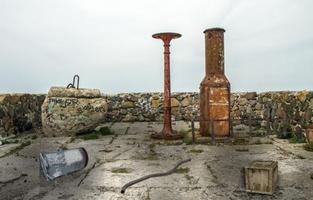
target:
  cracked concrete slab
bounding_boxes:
[0,121,313,200]
[0,144,22,158]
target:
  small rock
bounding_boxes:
[123,113,137,122]
[245,92,257,100]
[260,120,267,127]
[255,103,262,110]
[181,97,191,107]
[249,100,257,106]
[233,124,249,131]
[171,98,180,107]
[309,99,313,109]
[125,95,138,102]
[296,91,309,102]
[238,98,248,106]
[152,95,160,100]
[121,101,135,109]
[232,105,238,111]
[151,99,161,108]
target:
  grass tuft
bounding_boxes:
[289,133,307,144]
[180,130,193,145]
[175,167,190,174]
[77,126,114,140]
[304,143,313,152]
[99,126,114,136]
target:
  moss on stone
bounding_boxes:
[143,153,158,160]
[79,132,99,140]
[189,149,203,153]
[175,167,190,174]
[111,168,132,173]
[98,126,114,135]
[77,126,114,140]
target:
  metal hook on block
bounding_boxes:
[66,75,80,89]
[73,75,80,89]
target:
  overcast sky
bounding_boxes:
[0,0,312,94]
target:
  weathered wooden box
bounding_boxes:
[244,160,278,195]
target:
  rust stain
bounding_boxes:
[200,28,230,137]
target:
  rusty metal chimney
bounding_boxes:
[200,28,230,137]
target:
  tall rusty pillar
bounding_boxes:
[151,32,183,140]
[200,28,230,137]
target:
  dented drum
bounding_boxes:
[39,147,88,181]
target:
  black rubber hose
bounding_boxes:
[120,158,191,194]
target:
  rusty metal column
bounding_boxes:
[151,32,182,140]
[200,28,230,137]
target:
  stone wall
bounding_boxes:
[0,94,45,136]
[104,92,199,122]
[1,91,313,136]
[104,91,313,133]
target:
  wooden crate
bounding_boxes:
[244,160,278,195]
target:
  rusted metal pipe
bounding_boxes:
[151,32,182,140]
[120,158,191,194]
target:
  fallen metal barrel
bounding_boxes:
[39,148,88,181]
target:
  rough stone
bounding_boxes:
[171,98,180,107]
[0,94,45,136]
[181,97,191,107]
[122,113,137,122]
[238,98,248,106]
[244,92,257,100]
[48,87,101,98]
[296,91,309,102]
[151,99,161,108]
[255,102,262,110]
[121,101,135,109]
[41,87,107,136]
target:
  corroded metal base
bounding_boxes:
[151,130,183,140]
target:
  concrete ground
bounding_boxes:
[0,121,313,200]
